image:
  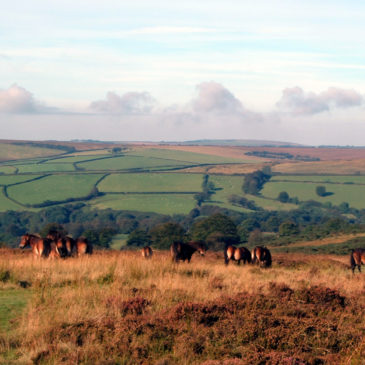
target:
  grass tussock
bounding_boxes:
[0,248,364,364]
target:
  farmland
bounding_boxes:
[3,141,365,213]
[0,248,364,364]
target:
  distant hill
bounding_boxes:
[163,139,304,147]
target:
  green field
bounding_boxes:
[110,234,129,250]
[0,193,25,212]
[78,155,191,171]
[130,148,251,164]
[98,173,203,193]
[272,175,365,184]
[90,193,197,214]
[0,175,42,186]
[7,174,103,205]
[15,163,76,173]
[207,175,296,211]
[0,166,17,174]
[262,181,365,208]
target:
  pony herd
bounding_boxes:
[19,232,93,259]
[141,241,272,268]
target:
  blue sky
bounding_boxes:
[1,0,365,144]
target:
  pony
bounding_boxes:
[350,248,365,273]
[251,246,272,268]
[55,236,77,257]
[170,241,207,263]
[19,233,59,259]
[224,245,251,265]
[75,237,93,257]
[141,246,153,259]
[47,231,77,258]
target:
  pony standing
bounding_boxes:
[170,241,207,263]
[350,248,365,273]
[224,245,251,265]
[251,246,272,268]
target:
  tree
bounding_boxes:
[279,221,299,237]
[191,213,239,249]
[277,191,289,203]
[150,222,187,249]
[316,186,327,197]
[127,229,151,247]
[40,223,67,238]
[242,170,271,195]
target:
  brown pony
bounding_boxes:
[170,241,207,263]
[350,248,365,273]
[251,246,272,268]
[224,245,251,265]
[56,236,77,257]
[75,237,93,257]
[19,233,59,259]
[141,246,153,259]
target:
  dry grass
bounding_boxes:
[272,158,365,175]
[0,248,364,364]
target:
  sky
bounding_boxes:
[1,0,365,145]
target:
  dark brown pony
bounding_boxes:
[251,246,272,268]
[141,246,153,259]
[47,232,77,258]
[224,245,251,265]
[19,233,59,259]
[75,237,93,257]
[56,236,77,257]
[170,241,207,263]
[350,248,365,273]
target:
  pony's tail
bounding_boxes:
[224,248,229,265]
[350,250,356,272]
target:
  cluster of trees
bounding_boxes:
[245,151,320,162]
[242,169,271,195]
[194,175,215,206]
[1,193,364,250]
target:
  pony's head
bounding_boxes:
[19,234,30,249]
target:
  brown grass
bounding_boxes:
[0,249,364,364]
[272,158,365,175]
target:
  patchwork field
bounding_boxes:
[0,249,364,364]
[3,141,365,213]
[90,193,197,215]
[7,174,104,205]
[98,173,203,193]
[262,181,365,208]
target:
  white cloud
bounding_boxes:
[276,86,364,115]
[0,84,38,113]
[90,91,156,114]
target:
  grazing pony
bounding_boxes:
[224,245,251,265]
[75,237,93,257]
[141,246,153,259]
[350,248,365,273]
[19,233,58,259]
[170,241,207,263]
[251,246,272,268]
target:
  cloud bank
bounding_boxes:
[0,84,39,113]
[90,91,156,114]
[276,86,363,115]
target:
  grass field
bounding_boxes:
[15,163,76,173]
[0,249,364,364]
[0,193,25,212]
[0,166,17,174]
[262,181,365,208]
[272,175,365,184]
[131,147,254,164]
[110,234,129,250]
[0,143,63,161]
[98,173,203,193]
[208,175,297,211]
[78,155,191,171]
[0,175,42,186]
[7,174,104,205]
[90,193,197,214]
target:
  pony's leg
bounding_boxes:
[237,260,240,265]
[359,265,362,273]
